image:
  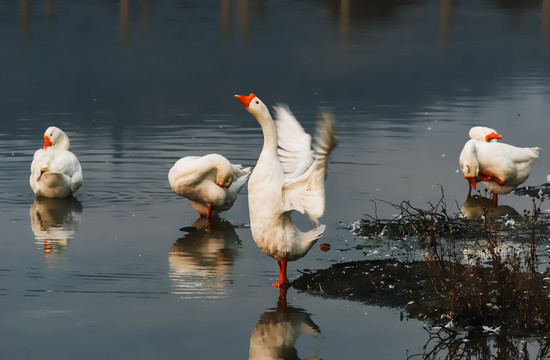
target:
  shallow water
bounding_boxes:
[1,0,550,358]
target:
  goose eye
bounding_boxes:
[255,100,259,104]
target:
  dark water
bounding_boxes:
[1,0,550,358]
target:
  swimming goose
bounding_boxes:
[30,126,83,198]
[169,154,250,218]
[459,127,539,205]
[235,93,337,287]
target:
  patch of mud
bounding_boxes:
[292,259,438,318]
[292,192,550,337]
[292,259,550,336]
[293,260,416,304]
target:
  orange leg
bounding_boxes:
[206,205,213,218]
[492,193,499,206]
[272,258,288,287]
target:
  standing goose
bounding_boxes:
[460,126,503,195]
[30,126,83,198]
[235,93,337,287]
[459,127,540,205]
[169,154,250,218]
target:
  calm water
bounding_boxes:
[2,1,550,359]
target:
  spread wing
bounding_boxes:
[281,111,337,222]
[274,104,314,179]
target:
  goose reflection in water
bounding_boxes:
[30,196,83,254]
[249,288,322,360]
[460,194,519,220]
[169,216,243,299]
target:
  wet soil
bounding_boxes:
[292,259,439,317]
[291,258,550,335]
[293,192,550,336]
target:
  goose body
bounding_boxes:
[459,127,539,204]
[235,93,337,287]
[168,154,250,217]
[30,126,83,198]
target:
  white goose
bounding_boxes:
[235,93,337,287]
[168,154,250,218]
[468,126,502,143]
[459,126,540,205]
[460,126,503,195]
[30,126,83,198]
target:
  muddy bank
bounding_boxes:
[291,258,550,336]
[292,259,438,317]
[293,192,550,336]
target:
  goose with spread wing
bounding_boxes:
[235,93,337,287]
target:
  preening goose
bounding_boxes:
[30,126,83,198]
[169,154,250,218]
[459,127,539,205]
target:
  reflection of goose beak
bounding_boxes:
[44,239,52,254]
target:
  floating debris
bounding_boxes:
[319,243,331,251]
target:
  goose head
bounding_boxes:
[203,154,234,188]
[459,141,480,189]
[235,93,271,123]
[469,126,502,142]
[43,126,70,150]
[216,170,233,188]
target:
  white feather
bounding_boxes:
[168,153,250,217]
[29,127,83,198]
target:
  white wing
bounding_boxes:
[274,105,314,179]
[281,112,337,222]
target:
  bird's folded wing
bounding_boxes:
[31,150,52,181]
[49,152,80,176]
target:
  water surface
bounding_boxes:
[1,0,550,358]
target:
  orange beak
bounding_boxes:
[234,93,256,108]
[43,135,52,149]
[217,183,230,188]
[485,132,502,141]
[466,176,477,189]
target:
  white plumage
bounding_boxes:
[235,93,337,287]
[168,153,250,217]
[468,126,502,142]
[459,126,539,204]
[30,126,83,198]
